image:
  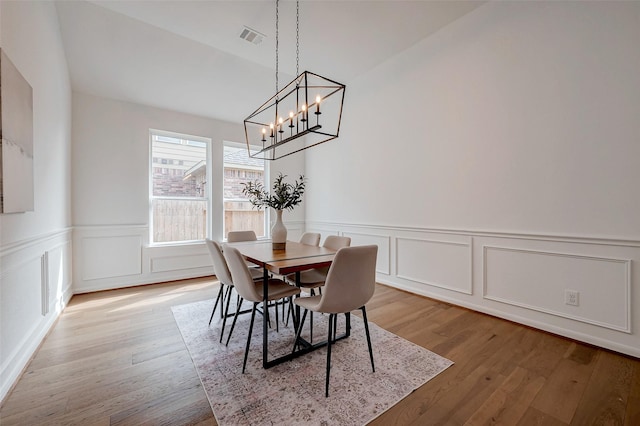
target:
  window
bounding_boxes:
[223,143,267,238]
[150,130,210,244]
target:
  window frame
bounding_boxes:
[222,140,269,240]
[149,129,212,246]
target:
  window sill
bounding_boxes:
[146,240,206,249]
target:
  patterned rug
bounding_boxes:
[172,299,453,425]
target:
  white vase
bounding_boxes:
[271,209,287,250]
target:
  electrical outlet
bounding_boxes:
[565,289,580,306]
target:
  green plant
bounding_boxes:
[241,173,305,211]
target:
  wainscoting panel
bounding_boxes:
[40,252,50,316]
[342,232,391,275]
[306,221,640,357]
[74,225,217,293]
[0,229,73,402]
[150,253,212,273]
[396,236,472,294]
[81,235,142,281]
[483,245,630,332]
[46,241,72,314]
[1,256,43,369]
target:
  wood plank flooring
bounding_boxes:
[1,278,638,425]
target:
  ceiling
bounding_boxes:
[55,0,485,124]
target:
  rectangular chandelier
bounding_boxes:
[244,71,345,160]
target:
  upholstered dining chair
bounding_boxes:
[227,229,267,271]
[227,230,258,242]
[286,235,351,292]
[285,235,351,336]
[226,229,295,332]
[205,239,263,343]
[276,232,321,322]
[299,232,321,246]
[292,244,378,397]
[223,245,301,373]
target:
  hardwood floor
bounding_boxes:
[1,278,638,425]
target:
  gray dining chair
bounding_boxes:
[227,230,258,242]
[292,244,378,396]
[285,235,351,292]
[227,230,266,270]
[275,232,321,323]
[226,229,293,331]
[223,245,301,373]
[285,235,351,337]
[205,239,262,343]
[299,232,321,246]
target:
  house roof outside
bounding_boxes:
[223,146,264,170]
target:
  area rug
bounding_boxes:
[172,299,453,425]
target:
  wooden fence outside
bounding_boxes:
[153,199,207,243]
[153,199,265,242]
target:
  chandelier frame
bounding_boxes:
[244,70,345,160]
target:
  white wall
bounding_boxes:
[306,1,640,356]
[72,93,304,293]
[0,1,73,402]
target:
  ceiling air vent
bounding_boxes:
[239,26,265,45]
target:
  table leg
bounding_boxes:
[294,271,301,330]
[262,267,269,369]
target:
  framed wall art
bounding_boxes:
[0,48,34,213]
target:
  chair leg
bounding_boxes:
[219,286,234,343]
[223,286,232,318]
[225,294,244,346]
[325,313,335,397]
[308,289,316,342]
[282,296,286,320]
[285,298,291,326]
[209,284,225,325]
[292,308,308,353]
[242,303,258,374]
[288,296,297,326]
[275,299,279,332]
[361,306,375,373]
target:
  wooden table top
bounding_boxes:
[226,240,336,275]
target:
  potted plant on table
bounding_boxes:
[242,173,305,250]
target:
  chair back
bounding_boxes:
[205,239,233,286]
[315,245,378,314]
[222,245,262,303]
[312,235,351,275]
[299,232,321,246]
[323,235,351,251]
[227,230,258,242]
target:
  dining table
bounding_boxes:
[225,239,351,369]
